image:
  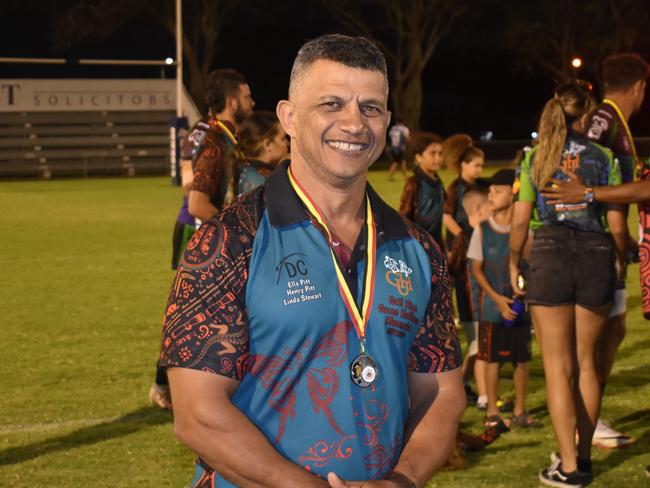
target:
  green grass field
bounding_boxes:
[0,171,648,487]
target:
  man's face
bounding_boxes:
[234,83,255,123]
[280,59,390,185]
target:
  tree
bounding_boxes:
[323,0,467,130]
[503,0,649,85]
[50,0,241,113]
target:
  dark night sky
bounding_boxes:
[1,1,648,140]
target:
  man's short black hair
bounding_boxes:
[289,34,388,98]
[205,68,247,114]
[602,53,649,92]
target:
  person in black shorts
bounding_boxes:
[510,81,627,487]
[468,169,541,434]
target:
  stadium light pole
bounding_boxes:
[170,0,188,186]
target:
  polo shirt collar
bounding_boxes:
[265,160,409,241]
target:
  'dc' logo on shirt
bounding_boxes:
[384,255,413,297]
[275,253,308,284]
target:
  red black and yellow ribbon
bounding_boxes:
[287,166,377,346]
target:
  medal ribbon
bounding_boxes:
[287,166,377,345]
[215,120,239,146]
[602,98,638,164]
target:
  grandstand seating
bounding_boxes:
[0,111,175,178]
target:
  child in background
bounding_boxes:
[443,134,485,402]
[461,184,491,409]
[468,169,541,432]
[399,131,446,248]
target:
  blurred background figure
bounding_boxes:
[236,111,288,196]
[399,131,445,247]
[387,117,410,180]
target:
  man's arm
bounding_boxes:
[395,369,465,485]
[181,159,194,194]
[168,368,328,488]
[542,170,650,204]
[188,190,218,221]
[606,205,629,280]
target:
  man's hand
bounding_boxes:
[494,294,515,321]
[327,472,396,488]
[540,170,587,204]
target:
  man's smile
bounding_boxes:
[325,140,370,153]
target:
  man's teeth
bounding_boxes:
[327,141,366,152]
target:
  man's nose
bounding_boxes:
[338,105,366,135]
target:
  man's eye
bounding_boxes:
[362,105,382,116]
[321,101,340,109]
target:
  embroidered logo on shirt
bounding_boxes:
[384,256,413,297]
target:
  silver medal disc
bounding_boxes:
[350,353,378,387]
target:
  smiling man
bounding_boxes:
[159,34,464,488]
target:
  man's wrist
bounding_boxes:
[584,187,595,203]
[384,471,416,488]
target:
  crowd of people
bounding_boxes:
[150,33,648,488]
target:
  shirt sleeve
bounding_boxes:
[159,215,251,380]
[517,150,536,202]
[585,108,612,145]
[466,224,483,261]
[444,179,457,215]
[406,225,462,373]
[190,132,226,197]
[399,177,418,220]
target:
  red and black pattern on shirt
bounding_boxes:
[190,121,240,209]
[399,176,419,222]
[159,186,265,380]
[403,220,462,373]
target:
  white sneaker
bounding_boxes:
[149,384,172,410]
[592,419,634,449]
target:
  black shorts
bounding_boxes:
[390,148,406,162]
[526,226,615,309]
[478,321,531,364]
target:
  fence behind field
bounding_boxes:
[0,110,174,178]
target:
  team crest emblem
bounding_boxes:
[384,255,413,296]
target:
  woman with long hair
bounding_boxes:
[509,81,627,487]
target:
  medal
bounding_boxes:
[351,353,378,387]
[287,166,379,387]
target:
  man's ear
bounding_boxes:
[276,100,296,139]
[225,95,238,114]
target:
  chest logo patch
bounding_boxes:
[277,253,323,306]
[384,256,413,297]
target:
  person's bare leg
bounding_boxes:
[462,353,476,383]
[531,304,577,472]
[575,304,609,460]
[401,160,408,179]
[513,362,528,416]
[596,312,625,384]
[485,361,501,418]
[475,358,487,398]
[388,161,398,180]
